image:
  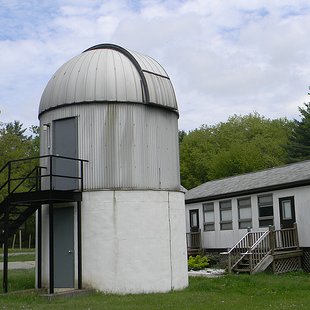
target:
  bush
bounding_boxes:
[188,255,209,271]
[205,253,222,268]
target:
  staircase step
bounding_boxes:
[233,268,250,273]
[238,263,250,267]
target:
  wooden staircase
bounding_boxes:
[222,224,302,274]
[186,230,202,257]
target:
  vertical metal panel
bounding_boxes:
[40,103,180,191]
[84,51,100,101]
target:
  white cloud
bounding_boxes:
[0,0,310,132]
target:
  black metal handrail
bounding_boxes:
[0,155,88,203]
[0,155,88,294]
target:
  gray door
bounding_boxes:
[54,207,74,288]
[53,117,78,190]
[279,196,296,229]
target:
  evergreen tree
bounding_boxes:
[287,102,310,162]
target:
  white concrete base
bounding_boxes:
[81,190,188,293]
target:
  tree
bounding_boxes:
[0,120,40,247]
[0,120,40,201]
[178,130,187,144]
[180,128,212,189]
[180,113,293,189]
[287,102,310,162]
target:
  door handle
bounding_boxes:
[68,250,73,254]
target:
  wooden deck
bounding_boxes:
[222,224,303,274]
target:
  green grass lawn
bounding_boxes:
[0,271,309,309]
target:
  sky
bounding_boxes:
[1,0,310,132]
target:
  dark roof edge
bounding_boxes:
[185,179,310,204]
[38,100,179,119]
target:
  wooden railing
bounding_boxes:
[225,224,300,273]
[246,230,271,272]
[186,230,201,249]
[273,224,299,251]
[222,230,265,273]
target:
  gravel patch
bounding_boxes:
[0,261,35,270]
[188,268,226,278]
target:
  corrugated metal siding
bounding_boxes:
[39,49,143,114]
[129,51,168,76]
[39,48,178,115]
[39,103,180,191]
[144,72,177,110]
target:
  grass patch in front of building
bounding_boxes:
[0,271,309,309]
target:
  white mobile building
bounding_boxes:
[185,161,310,272]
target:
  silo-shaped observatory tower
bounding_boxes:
[38,44,188,293]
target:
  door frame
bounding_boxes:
[189,209,200,232]
[52,117,78,190]
[279,196,296,229]
[53,206,75,288]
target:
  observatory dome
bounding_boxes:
[39,44,178,116]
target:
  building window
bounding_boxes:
[203,202,214,231]
[238,197,252,229]
[258,194,273,227]
[220,200,232,230]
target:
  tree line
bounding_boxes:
[0,102,309,192]
[179,103,310,189]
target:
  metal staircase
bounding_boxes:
[222,224,303,274]
[0,155,87,293]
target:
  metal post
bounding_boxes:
[49,203,54,294]
[80,161,84,191]
[7,162,11,195]
[77,201,82,289]
[37,207,42,288]
[3,204,9,293]
[49,156,53,191]
[35,166,39,191]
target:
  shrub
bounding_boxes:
[205,253,222,268]
[188,255,209,271]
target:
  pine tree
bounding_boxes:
[287,102,310,162]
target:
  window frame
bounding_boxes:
[258,194,274,227]
[219,200,232,230]
[237,197,252,229]
[203,202,215,231]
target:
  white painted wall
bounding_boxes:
[185,185,310,249]
[272,186,310,247]
[82,190,188,293]
[38,190,188,293]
